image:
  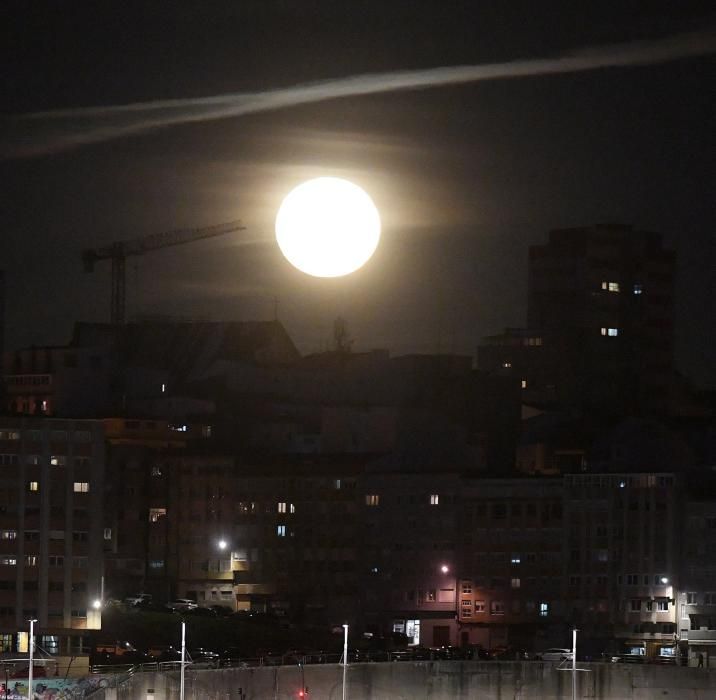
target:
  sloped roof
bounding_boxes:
[71,320,300,380]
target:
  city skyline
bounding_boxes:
[2,4,714,386]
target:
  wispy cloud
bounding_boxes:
[4,28,714,159]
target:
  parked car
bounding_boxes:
[538,648,574,662]
[411,646,433,661]
[209,604,233,617]
[124,593,152,606]
[134,599,170,613]
[166,598,199,611]
[184,606,217,617]
[188,648,220,667]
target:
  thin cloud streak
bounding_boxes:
[5,28,715,159]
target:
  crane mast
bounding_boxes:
[82,219,245,324]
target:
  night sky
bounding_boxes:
[2,3,714,386]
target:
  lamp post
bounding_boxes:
[180,620,186,700]
[440,564,457,646]
[342,624,348,700]
[28,618,37,698]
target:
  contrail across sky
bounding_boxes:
[5,28,715,159]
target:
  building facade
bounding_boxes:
[0,417,104,658]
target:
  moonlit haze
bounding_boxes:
[275,177,381,277]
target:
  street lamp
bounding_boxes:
[217,539,228,551]
[92,599,102,610]
[440,565,449,574]
[28,619,37,699]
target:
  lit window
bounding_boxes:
[333,479,341,490]
[630,599,642,611]
[50,455,66,466]
[474,600,486,613]
[0,531,16,540]
[600,327,619,336]
[149,560,164,569]
[277,502,287,513]
[1,557,16,566]
[501,361,512,369]
[28,481,39,492]
[430,494,439,506]
[73,482,89,493]
[633,284,643,295]
[365,494,379,507]
[25,555,38,567]
[149,508,166,522]
[277,525,286,537]
[657,600,669,612]
[461,600,472,617]
[426,590,436,602]
[539,602,549,617]
[290,503,296,514]
[161,383,166,393]
[461,582,472,594]
[511,556,521,564]
[521,379,527,389]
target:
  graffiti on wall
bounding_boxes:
[0,676,106,699]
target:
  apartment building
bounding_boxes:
[456,478,565,650]
[0,417,104,657]
[680,498,716,667]
[564,473,680,660]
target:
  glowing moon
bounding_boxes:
[275,177,381,277]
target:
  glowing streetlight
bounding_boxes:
[660,577,669,584]
[92,599,102,610]
[440,565,449,574]
[217,539,228,551]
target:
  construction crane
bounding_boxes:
[82,219,245,324]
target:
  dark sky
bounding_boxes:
[2,2,714,386]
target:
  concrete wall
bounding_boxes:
[98,661,716,700]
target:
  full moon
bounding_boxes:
[275,177,381,277]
